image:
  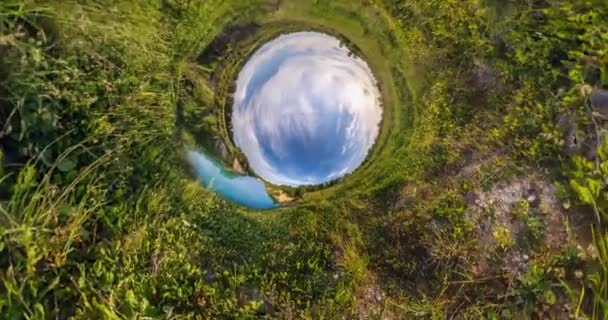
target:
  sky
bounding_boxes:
[232,32,382,186]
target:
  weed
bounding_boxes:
[0,0,607,318]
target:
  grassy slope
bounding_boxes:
[0,0,607,319]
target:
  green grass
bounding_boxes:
[1,0,608,319]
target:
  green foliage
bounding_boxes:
[0,1,352,318]
[562,138,608,318]
[493,226,513,250]
[1,0,607,319]
[428,191,471,239]
[568,139,608,221]
[492,1,608,163]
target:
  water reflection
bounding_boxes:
[187,150,278,210]
[232,32,382,186]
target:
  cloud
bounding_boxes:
[232,32,382,186]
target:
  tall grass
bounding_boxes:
[0,0,184,317]
[1,0,607,318]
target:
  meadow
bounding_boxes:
[1,0,607,318]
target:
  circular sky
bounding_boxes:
[232,32,382,186]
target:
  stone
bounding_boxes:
[556,112,581,154]
[472,60,497,91]
[232,158,245,174]
[590,88,608,119]
[464,191,478,206]
[204,269,216,283]
[583,130,607,160]
[237,285,274,313]
[524,187,540,207]
[215,139,229,160]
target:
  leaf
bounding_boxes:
[544,289,557,305]
[57,158,77,172]
[33,303,45,320]
[94,302,121,320]
[40,276,61,298]
[570,180,594,204]
[587,178,601,197]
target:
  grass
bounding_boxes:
[1,0,607,319]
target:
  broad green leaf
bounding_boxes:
[57,158,77,172]
[570,180,594,204]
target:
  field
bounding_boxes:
[1,0,607,319]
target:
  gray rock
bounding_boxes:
[472,61,497,91]
[590,88,608,118]
[204,269,216,283]
[564,133,581,154]
[237,285,274,313]
[584,130,608,160]
[464,192,478,206]
[557,113,581,154]
[215,139,229,160]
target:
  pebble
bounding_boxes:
[527,194,537,203]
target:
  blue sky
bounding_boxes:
[232,32,382,186]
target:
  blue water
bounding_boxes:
[187,150,278,210]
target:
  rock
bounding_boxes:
[527,194,538,205]
[472,60,497,91]
[524,188,540,208]
[583,130,607,160]
[557,113,580,154]
[237,285,274,313]
[464,192,478,206]
[204,269,216,283]
[590,88,608,119]
[215,139,229,160]
[232,158,245,174]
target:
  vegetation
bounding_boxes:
[0,0,607,319]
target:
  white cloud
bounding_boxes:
[232,32,382,186]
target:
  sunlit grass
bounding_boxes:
[1,0,607,318]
